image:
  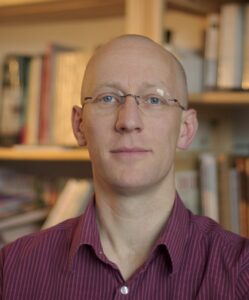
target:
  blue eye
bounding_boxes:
[146,96,162,105]
[102,95,115,103]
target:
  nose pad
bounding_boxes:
[122,94,140,106]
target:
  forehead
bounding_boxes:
[82,38,181,96]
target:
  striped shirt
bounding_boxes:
[1,194,249,299]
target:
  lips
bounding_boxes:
[110,147,151,154]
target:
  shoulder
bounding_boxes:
[0,216,81,263]
[185,213,249,299]
[189,212,249,266]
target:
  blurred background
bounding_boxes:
[0,0,248,246]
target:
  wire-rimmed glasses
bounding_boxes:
[82,93,187,114]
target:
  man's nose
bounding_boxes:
[115,95,144,133]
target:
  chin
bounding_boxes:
[110,174,159,195]
[112,183,150,196]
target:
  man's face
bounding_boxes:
[74,38,194,194]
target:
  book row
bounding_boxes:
[0,47,92,146]
[176,152,249,238]
[204,3,249,90]
[0,171,93,247]
[1,151,249,247]
[164,3,249,93]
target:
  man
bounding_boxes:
[0,35,249,299]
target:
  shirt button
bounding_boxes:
[120,285,129,295]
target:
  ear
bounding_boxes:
[177,109,198,150]
[71,105,87,146]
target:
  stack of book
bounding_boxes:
[0,169,93,248]
[0,167,64,247]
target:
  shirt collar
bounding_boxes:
[69,198,103,269]
[69,193,190,274]
[155,192,190,274]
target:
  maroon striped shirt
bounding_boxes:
[1,194,249,299]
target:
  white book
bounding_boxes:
[217,4,243,89]
[199,153,219,222]
[178,49,203,94]
[242,4,249,89]
[175,170,200,214]
[203,14,219,89]
[51,50,92,146]
[42,179,93,229]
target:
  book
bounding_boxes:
[0,208,49,246]
[242,4,249,90]
[175,169,200,214]
[0,55,31,146]
[0,207,49,231]
[245,157,249,236]
[0,167,62,221]
[217,4,243,89]
[39,44,76,145]
[24,56,43,145]
[0,167,36,200]
[199,153,219,222]
[51,50,92,145]
[175,151,200,214]
[203,14,219,90]
[38,54,50,144]
[217,153,232,231]
[163,29,203,94]
[235,157,248,237]
[42,179,93,229]
[229,168,240,234]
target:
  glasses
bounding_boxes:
[83,93,187,114]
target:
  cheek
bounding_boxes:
[83,114,112,153]
[153,118,181,148]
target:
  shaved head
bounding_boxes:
[81,34,188,108]
[73,33,198,198]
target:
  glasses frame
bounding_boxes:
[83,93,187,111]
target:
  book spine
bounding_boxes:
[235,157,248,237]
[217,4,243,89]
[199,153,219,222]
[242,4,249,89]
[203,14,219,90]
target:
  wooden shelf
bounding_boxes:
[0,0,247,24]
[168,0,247,15]
[0,91,248,161]
[189,91,249,106]
[0,146,90,161]
[0,0,125,24]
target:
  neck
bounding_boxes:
[94,176,176,280]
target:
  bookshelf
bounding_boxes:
[189,92,249,106]
[0,0,247,180]
[0,91,247,163]
[0,147,92,177]
[0,0,248,242]
[0,147,89,161]
[0,0,247,25]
